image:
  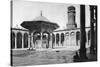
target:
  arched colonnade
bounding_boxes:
[11,28,91,50]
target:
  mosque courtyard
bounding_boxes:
[11,1,97,66]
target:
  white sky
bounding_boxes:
[12,0,90,30]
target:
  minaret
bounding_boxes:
[67,6,77,29]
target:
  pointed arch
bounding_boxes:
[56,33,59,45]
[17,32,22,48]
[61,33,64,45]
[24,33,28,48]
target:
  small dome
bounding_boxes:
[33,15,50,22]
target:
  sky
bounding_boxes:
[12,0,90,30]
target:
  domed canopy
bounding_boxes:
[21,12,59,32]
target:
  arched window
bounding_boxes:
[61,33,64,44]
[24,33,28,48]
[11,32,15,49]
[17,32,22,48]
[56,33,59,45]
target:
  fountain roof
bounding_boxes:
[21,11,59,32]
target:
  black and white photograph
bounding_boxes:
[11,0,97,66]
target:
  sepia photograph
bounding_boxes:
[11,0,97,66]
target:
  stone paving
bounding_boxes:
[12,50,76,66]
[11,47,97,66]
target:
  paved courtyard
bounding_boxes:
[12,49,76,66]
[11,46,97,66]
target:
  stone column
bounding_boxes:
[90,6,96,54]
[49,33,52,48]
[28,34,30,48]
[28,32,32,49]
[31,32,34,48]
[79,5,87,59]
[59,34,61,46]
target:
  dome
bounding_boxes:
[33,11,50,22]
[33,15,50,22]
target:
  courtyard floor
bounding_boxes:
[12,49,76,66]
[11,47,97,66]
